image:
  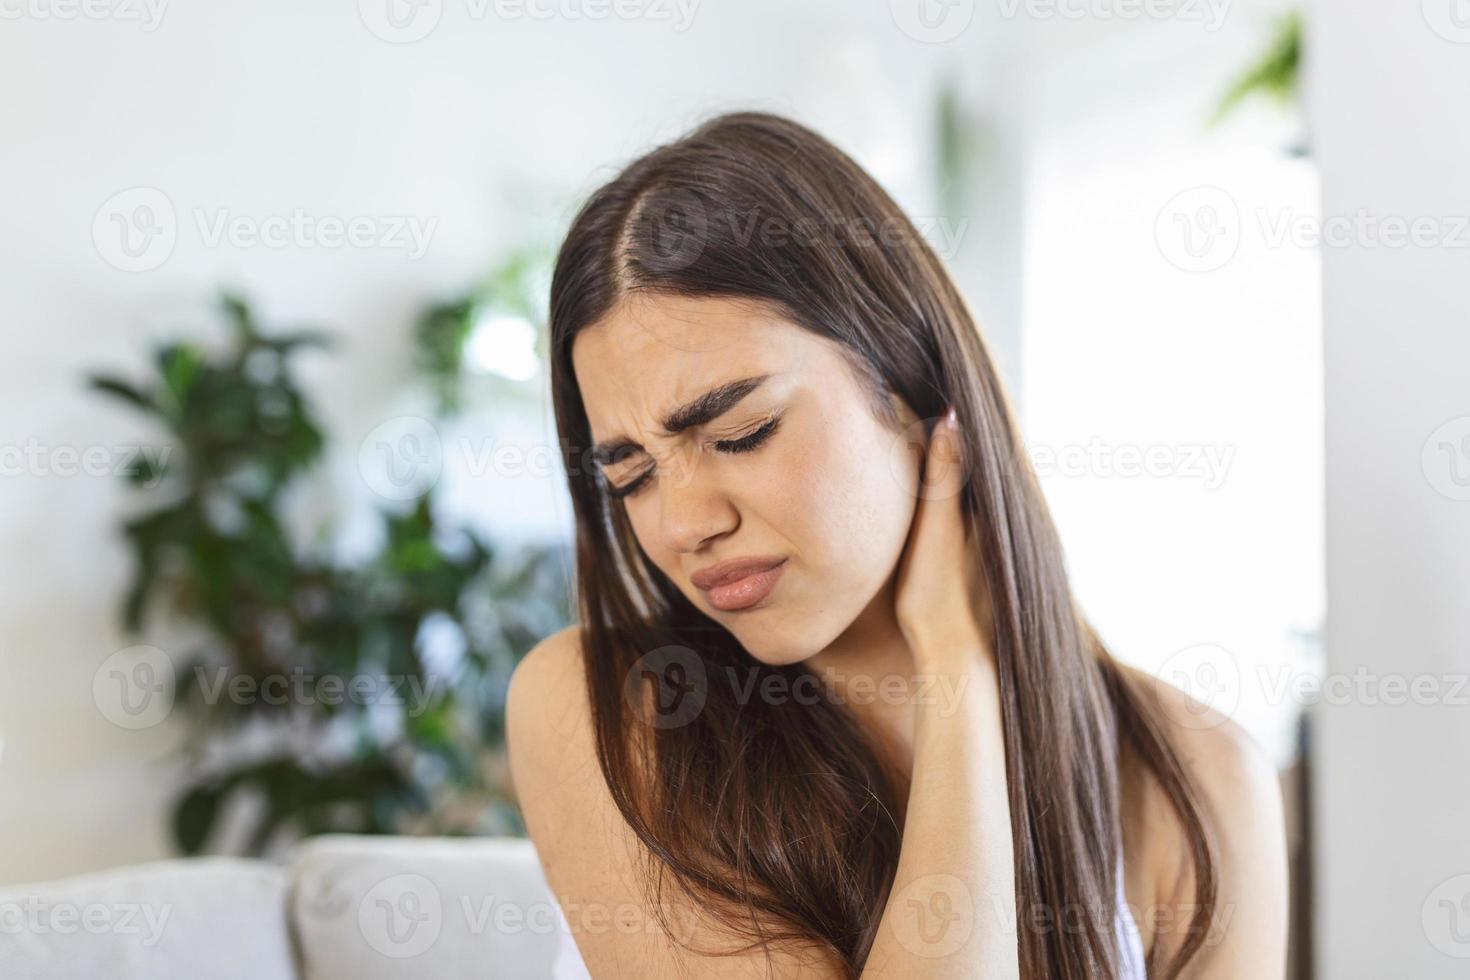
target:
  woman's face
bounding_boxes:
[571,293,922,665]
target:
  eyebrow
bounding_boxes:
[590,374,771,468]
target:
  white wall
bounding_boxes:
[1018,6,1321,769]
[1309,1,1470,975]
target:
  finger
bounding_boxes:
[896,406,991,657]
[904,406,970,570]
[914,405,968,508]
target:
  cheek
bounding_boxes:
[771,412,920,610]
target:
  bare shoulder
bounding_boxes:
[506,624,599,825]
[505,625,637,966]
[507,624,588,748]
[1115,661,1290,978]
[507,625,840,978]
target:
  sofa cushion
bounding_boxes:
[0,857,296,980]
[288,835,563,980]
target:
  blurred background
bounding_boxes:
[2,0,1466,976]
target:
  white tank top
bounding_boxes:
[549,853,1147,978]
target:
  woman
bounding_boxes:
[508,111,1288,979]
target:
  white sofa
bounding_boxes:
[0,836,567,979]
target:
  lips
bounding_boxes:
[690,556,788,612]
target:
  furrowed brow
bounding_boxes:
[590,374,770,468]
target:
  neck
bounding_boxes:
[804,571,919,768]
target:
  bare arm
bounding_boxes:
[859,655,1016,978]
[862,408,1019,978]
[1131,672,1291,978]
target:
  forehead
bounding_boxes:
[571,294,811,431]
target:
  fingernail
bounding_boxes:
[936,407,962,459]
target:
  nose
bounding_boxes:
[657,450,738,554]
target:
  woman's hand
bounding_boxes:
[893,406,997,672]
[867,408,1019,979]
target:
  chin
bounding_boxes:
[719,608,848,669]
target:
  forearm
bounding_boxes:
[862,655,1019,979]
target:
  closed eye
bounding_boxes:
[712,414,781,454]
[606,413,783,499]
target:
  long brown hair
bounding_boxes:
[547,110,1216,979]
